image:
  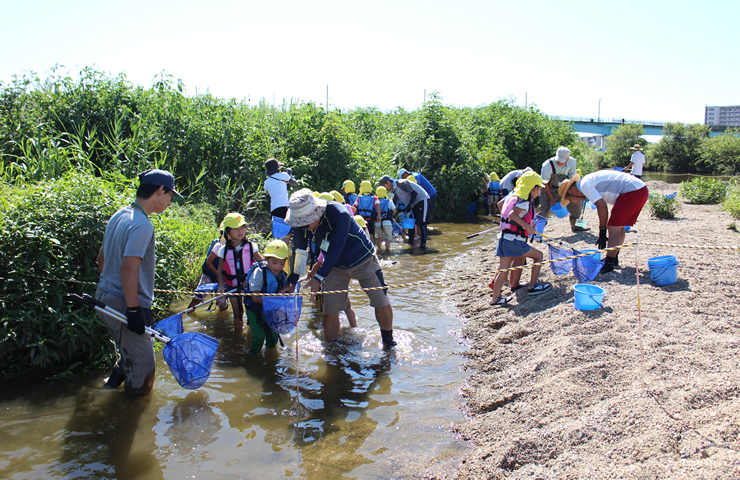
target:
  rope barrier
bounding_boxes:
[18,240,739,298]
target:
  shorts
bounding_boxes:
[322,255,390,315]
[487,194,499,206]
[377,220,393,241]
[495,235,531,258]
[608,186,649,227]
[366,218,376,236]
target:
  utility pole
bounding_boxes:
[598,98,602,123]
[326,85,329,113]
[423,89,426,105]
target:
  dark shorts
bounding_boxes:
[608,186,649,227]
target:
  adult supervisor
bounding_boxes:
[264,157,298,219]
[499,167,533,197]
[379,175,430,250]
[624,144,647,179]
[559,170,648,273]
[285,188,396,348]
[539,146,589,232]
[95,169,183,395]
[398,168,437,222]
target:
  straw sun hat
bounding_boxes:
[285,188,327,227]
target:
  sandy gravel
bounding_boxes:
[443,182,740,479]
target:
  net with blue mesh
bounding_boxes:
[152,314,184,337]
[262,284,303,334]
[548,244,574,276]
[162,331,220,390]
[548,244,605,281]
[272,216,293,239]
[573,252,604,283]
[466,201,478,218]
[195,282,219,294]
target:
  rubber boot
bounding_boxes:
[600,256,615,274]
[614,251,620,267]
[380,329,397,349]
[104,366,125,388]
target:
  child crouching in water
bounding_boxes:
[244,240,297,354]
[490,171,552,306]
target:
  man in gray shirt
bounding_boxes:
[539,147,588,232]
[96,169,183,395]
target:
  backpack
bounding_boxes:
[201,239,221,281]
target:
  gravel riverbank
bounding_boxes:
[442,182,740,479]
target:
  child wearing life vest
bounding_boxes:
[352,180,381,244]
[245,240,296,354]
[489,171,553,306]
[342,180,358,208]
[216,213,262,330]
[375,186,396,254]
[487,172,501,217]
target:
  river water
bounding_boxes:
[0,222,499,480]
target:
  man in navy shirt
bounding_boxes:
[286,189,396,348]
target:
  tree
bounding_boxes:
[699,127,740,175]
[651,123,711,172]
[605,124,646,168]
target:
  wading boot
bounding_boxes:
[600,256,616,274]
[381,329,397,349]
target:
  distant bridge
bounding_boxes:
[555,116,730,137]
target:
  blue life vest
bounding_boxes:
[344,193,358,206]
[244,260,287,314]
[201,239,221,281]
[356,195,375,220]
[379,198,392,220]
[488,181,501,196]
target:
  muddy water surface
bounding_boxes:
[0,221,498,479]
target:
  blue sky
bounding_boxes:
[2,0,737,124]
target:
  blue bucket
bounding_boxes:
[402,215,415,229]
[579,249,601,261]
[585,201,597,210]
[551,202,569,218]
[614,166,624,172]
[647,255,679,286]
[624,225,631,232]
[533,214,547,240]
[574,284,605,310]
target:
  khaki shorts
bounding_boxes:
[322,255,390,315]
[377,220,393,241]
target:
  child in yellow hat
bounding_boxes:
[244,240,297,353]
[352,181,381,243]
[216,212,263,330]
[489,172,552,305]
[375,186,397,253]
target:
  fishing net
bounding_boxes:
[548,244,574,276]
[262,285,302,335]
[573,252,605,283]
[532,214,547,240]
[163,332,220,390]
[152,314,184,337]
[272,216,293,239]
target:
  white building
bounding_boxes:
[705,105,740,126]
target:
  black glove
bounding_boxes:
[596,227,608,250]
[287,273,300,286]
[125,306,146,335]
[404,205,412,214]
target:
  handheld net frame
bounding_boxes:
[70,294,220,390]
[547,244,604,283]
[151,283,236,337]
[262,282,303,335]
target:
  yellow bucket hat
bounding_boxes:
[318,192,334,202]
[513,171,546,199]
[406,175,417,184]
[490,172,500,181]
[329,190,344,203]
[220,212,247,230]
[576,168,583,176]
[264,240,289,260]
[342,180,355,193]
[376,186,388,199]
[353,215,367,228]
[359,180,373,195]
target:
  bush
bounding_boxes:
[723,184,740,219]
[648,193,682,219]
[678,177,728,204]
[0,171,217,377]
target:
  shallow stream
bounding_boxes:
[0,221,498,479]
